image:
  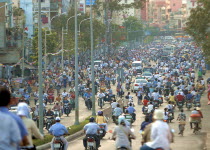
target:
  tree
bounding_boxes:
[185,0,210,62]
[122,16,143,41]
[31,29,59,62]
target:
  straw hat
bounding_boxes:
[153,109,164,120]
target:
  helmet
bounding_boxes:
[98,111,103,115]
[89,117,95,122]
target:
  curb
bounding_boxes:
[36,99,122,150]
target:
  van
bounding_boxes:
[94,60,102,67]
[132,61,142,73]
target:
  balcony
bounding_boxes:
[33,3,50,11]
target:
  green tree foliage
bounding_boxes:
[185,0,210,62]
[31,29,59,62]
[122,16,143,41]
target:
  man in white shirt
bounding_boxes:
[140,109,173,150]
[147,102,154,113]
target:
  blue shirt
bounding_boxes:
[0,107,28,139]
[127,106,136,114]
[0,111,21,150]
[113,107,123,116]
[84,93,92,99]
[84,122,100,135]
[49,122,68,136]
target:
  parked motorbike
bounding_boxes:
[63,103,71,116]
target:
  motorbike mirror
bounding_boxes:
[171,129,175,133]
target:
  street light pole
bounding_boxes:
[90,0,95,116]
[22,31,24,78]
[38,0,44,134]
[61,27,64,72]
[74,0,79,125]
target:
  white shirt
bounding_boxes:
[147,104,154,113]
[111,102,118,109]
[62,92,68,97]
[97,93,105,98]
[146,120,172,150]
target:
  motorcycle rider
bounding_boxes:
[96,111,108,132]
[127,103,136,121]
[113,104,123,122]
[46,108,54,118]
[49,117,69,150]
[147,102,154,114]
[175,92,185,105]
[112,116,136,150]
[140,109,173,150]
[52,102,62,117]
[83,117,100,150]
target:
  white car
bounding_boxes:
[142,72,153,80]
[131,79,148,92]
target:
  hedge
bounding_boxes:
[33,116,92,146]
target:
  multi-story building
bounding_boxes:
[170,0,182,12]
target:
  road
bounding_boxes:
[66,80,209,150]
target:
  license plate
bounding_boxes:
[99,130,103,133]
[54,143,60,148]
[87,142,94,146]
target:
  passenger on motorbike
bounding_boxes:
[175,92,185,105]
[189,108,201,129]
[83,117,100,150]
[112,116,136,150]
[96,111,108,132]
[113,104,123,122]
[49,117,69,150]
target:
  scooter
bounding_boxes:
[87,136,97,150]
[54,109,60,117]
[63,103,71,116]
[52,136,64,150]
[98,125,106,139]
[186,101,192,110]
[45,116,54,131]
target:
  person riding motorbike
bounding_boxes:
[49,117,69,150]
[83,117,100,150]
[112,116,136,150]
[96,111,108,132]
[113,104,123,123]
[175,92,185,105]
[124,109,133,127]
[189,108,201,129]
[140,109,173,150]
[127,103,136,121]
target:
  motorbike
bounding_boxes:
[143,106,148,115]
[186,101,192,110]
[54,109,60,117]
[168,112,174,123]
[194,101,201,107]
[177,101,183,110]
[52,136,64,150]
[98,125,106,139]
[85,99,92,110]
[45,116,54,131]
[126,83,130,91]
[63,103,71,116]
[87,136,97,150]
[98,98,104,109]
[193,122,200,134]
[112,78,116,85]
[154,100,159,108]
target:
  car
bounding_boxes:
[131,79,148,92]
[142,72,153,80]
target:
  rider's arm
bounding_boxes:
[31,120,44,139]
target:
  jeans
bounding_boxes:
[83,134,100,148]
[140,144,163,150]
[51,136,68,150]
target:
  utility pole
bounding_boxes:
[74,0,79,125]
[61,27,64,72]
[104,0,108,55]
[44,30,47,72]
[38,0,44,133]
[22,30,24,78]
[90,0,95,116]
